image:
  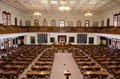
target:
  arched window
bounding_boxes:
[20,20,22,26]
[51,20,56,26]
[7,13,11,25]
[118,12,120,26]
[85,20,90,27]
[2,11,11,25]
[15,17,17,26]
[68,21,73,26]
[107,18,110,26]
[101,20,104,27]
[34,19,39,26]
[59,20,65,27]
[42,18,47,26]
[114,14,118,27]
[2,11,7,25]
[93,22,98,27]
[77,21,81,27]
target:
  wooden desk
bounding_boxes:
[27,71,50,78]
[113,70,120,75]
[83,70,108,75]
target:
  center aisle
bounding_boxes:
[50,51,83,79]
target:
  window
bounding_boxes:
[25,20,30,26]
[113,13,120,27]
[59,20,65,27]
[15,17,17,26]
[7,13,11,25]
[2,11,11,25]
[43,18,47,26]
[101,20,104,27]
[77,34,87,43]
[34,19,39,26]
[20,20,22,26]
[51,20,56,26]
[114,14,118,27]
[93,22,98,27]
[85,20,90,27]
[68,21,73,26]
[37,34,47,44]
[77,21,81,27]
[107,18,110,26]
[118,12,120,26]
[2,11,7,25]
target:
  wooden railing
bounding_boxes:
[0,24,120,34]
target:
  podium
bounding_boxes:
[64,70,71,79]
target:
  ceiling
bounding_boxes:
[0,0,120,14]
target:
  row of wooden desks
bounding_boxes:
[0,45,45,79]
[24,47,56,79]
[70,46,109,79]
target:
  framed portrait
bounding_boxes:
[50,37,55,43]
[69,37,74,43]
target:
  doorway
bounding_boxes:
[58,35,67,44]
[15,17,17,26]
[107,18,110,26]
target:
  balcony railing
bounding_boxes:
[0,24,120,34]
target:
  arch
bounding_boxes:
[2,11,11,25]
[34,19,39,26]
[42,18,47,26]
[101,20,104,27]
[14,17,17,26]
[51,20,56,26]
[85,20,90,27]
[107,18,110,26]
[77,21,81,27]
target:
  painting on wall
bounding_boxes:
[50,37,55,43]
[69,37,74,43]
[30,36,35,44]
[89,37,94,44]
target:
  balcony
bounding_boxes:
[0,24,120,34]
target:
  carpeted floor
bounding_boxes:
[50,51,83,79]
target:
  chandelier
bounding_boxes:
[85,12,93,16]
[33,11,42,16]
[58,0,70,11]
[58,6,70,11]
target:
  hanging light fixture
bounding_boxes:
[85,12,93,16]
[34,7,42,16]
[84,6,93,17]
[58,0,70,11]
[58,6,70,11]
[34,11,42,16]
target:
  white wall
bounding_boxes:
[47,33,77,44]
[93,5,120,26]
[25,33,38,45]
[29,12,94,26]
[0,1,119,27]
[0,1,27,26]
[26,33,99,45]
[87,33,100,45]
